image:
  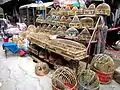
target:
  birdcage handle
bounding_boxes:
[86,16,101,54]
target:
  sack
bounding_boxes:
[19,50,26,56]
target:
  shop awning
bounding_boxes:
[0,0,12,5]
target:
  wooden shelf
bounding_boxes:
[30,52,60,68]
[69,14,97,17]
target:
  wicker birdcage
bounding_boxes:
[90,54,115,84]
[78,69,99,90]
[45,16,52,24]
[66,17,72,23]
[48,8,56,15]
[69,15,81,28]
[40,24,48,32]
[62,25,67,31]
[49,39,87,60]
[95,3,111,16]
[59,16,67,26]
[84,4,95,15]
[30,32,51,48]
[49,25,57,35]
[36,25,42,33]
[68,7,78,16]
[50,15,57,25]
[35,62,50,76]
[52,67,78,90]
[36,15,45,23]
[56,26,65,37]
[54,16,60,26]
[65,27,79,37]
[44,24,52,33]
[77,28,91,41]
[27,25,37,33]
[75,7,84,15]
[62,8,68,16]
[80,17,94,28]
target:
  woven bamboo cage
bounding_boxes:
[90,54,115,84]
[48,8,56,15]
[36,15,45,23]
[45,16,52,23]
[65,27,79,37]
[49,39,87,60]
[95,3,111,16]
[49,25,57,35]
[44,24,52,33]
[69,15,81,28]
[51,15,57,25]
[76,7,85,15]
[36,25,42,33]
[66,17,72,23]
[77,28,91,41]
[30,32,51,47]
[54,16,60,26]
[78,69,99,90]
[52,67,78,90]
[80,17,94,28]
[56,26,65,37]
[84,4,95,15]
[65,6,71,12]
[59,16,67,26]
[40,24,48,32]
[35,62,50,76]
[61,8,68,16]
[27,25,37,33]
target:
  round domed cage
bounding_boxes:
[52,67,78,90]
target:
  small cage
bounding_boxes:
[45,16,52,23]
[48,8,56,15]
[80,17,94,28]
[95,3,111,16]
[75,7,84,15]
[56,26,65,37]
[78,69,99,90]
[36,15,45,23]
[84,4,95,15]
[50,25,57,35]
[27,25,37,33]
[44,24,52,33]
[77,28,91,41]
[90,54,115,84]
[65,27,79,37]
[35,62,50,76]
[52,67,78,90]
[69,15,81,28]
[59,16,67,26]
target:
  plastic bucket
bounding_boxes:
[79,84,99,90]
[52,82,78,90]
[96,70,113,84]
[92,67,113,84]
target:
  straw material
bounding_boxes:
[35,62,50,76]
[52,67,78,90]
[95,3,111,16]
[90,54,115,73]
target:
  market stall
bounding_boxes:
[4,0,119,89]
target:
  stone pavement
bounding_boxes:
[0,41,120,90]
